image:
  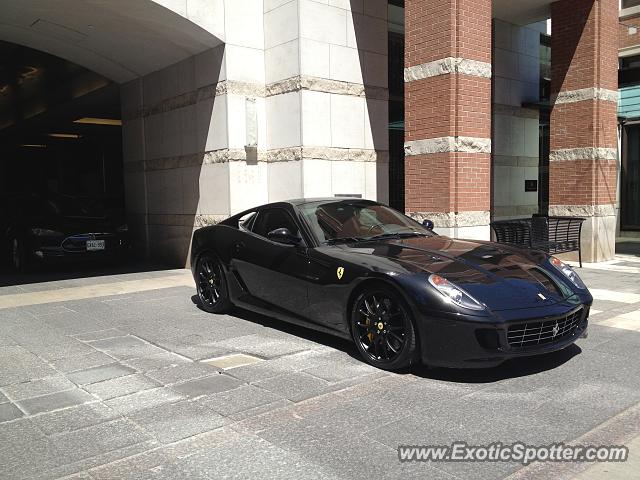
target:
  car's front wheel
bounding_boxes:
[350,284,417,371]
[9,236,29,273]
[195,254,231,314]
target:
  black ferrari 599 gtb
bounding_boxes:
[190,198,592,371]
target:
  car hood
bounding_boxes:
[338,235,570,311]
[29,215,119,235]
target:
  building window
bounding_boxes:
[621,124,640,230]
[622,0,640,9]
[620,55,640,86]
[539,34,551,102]
[538,34,551,215]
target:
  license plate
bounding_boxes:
[86,240,105,251]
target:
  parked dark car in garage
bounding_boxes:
[1,193,130,271]
[190,198,593,371]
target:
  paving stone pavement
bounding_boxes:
[0,258,639,480]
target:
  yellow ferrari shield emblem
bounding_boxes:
[336,266,345,280]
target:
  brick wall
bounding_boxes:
[550,0,618,261]
[550,0,618,208]
[552,0,618,93]
[551,101,619,150]
[405,0,492,67]
[404,76,491,142]
[404,0,492,221]
[620,13,640,50]
[405,153,491,213]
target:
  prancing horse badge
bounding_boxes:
[336,266,345,280]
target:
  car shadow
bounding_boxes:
[410,344,582,383]
[191,295,362,360]
[190,295,582,383]
[0,259,175,287]
[616,241,640,257]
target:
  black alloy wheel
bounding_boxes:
[351,285,417,370]
[196,254,231,313]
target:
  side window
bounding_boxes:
[238,211,257,231]
[252,208,300,239]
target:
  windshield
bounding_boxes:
[299,200,433,244]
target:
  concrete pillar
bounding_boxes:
[549,0,619,262]
[121,46,228,267]
[403,0,492,239]
[264,0,389,203]
[121,1,266,268]
[120,0,391,267]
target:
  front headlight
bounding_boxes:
[29,228,63,237]
[550,256,586,289]
[428,274,485,311]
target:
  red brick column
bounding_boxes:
[404,0,492,239]
[550,0,619,262]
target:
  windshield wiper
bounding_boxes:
[325,231,429,245]
[325,236,366,245]
[367,231,430,241]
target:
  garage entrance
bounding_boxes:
[0,41,127,274]
[0,42,123,202]
[0,0,224,277]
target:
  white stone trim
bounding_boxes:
[404,137,491,156]
[408,211,491,228]
[301,147,388,162]
[128,76,389,120]
[404,57,492,82]
[549,204,616,218]
[549,147,617,161]
[138,147,389,170]
[553,87,619,105]
[195,214,229,227]
[267,76,388,100]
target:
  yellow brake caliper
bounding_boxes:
[366,316,374,343]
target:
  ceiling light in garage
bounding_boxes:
[48,133,82,139]
[73,117,122,126]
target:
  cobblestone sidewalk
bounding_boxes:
[0,255,638,480]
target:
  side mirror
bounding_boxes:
[422,219,434,231]
[267,227,301,245]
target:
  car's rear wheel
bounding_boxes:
[350,285,417,371]
[195,254,231,314]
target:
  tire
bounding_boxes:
[350,284,418,371]
[195,253,232,314]
[9,236,29,273]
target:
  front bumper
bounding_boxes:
[417,301,591,368]
[26,233,130,264]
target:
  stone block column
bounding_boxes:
[550,0,619,262]
[404,0,492,239]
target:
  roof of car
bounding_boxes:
[287,197,375,206]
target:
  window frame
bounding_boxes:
[249,207,307,246]
[296,200,432,245]
[238,211,258,232]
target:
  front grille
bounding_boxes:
[507,308,583,348]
